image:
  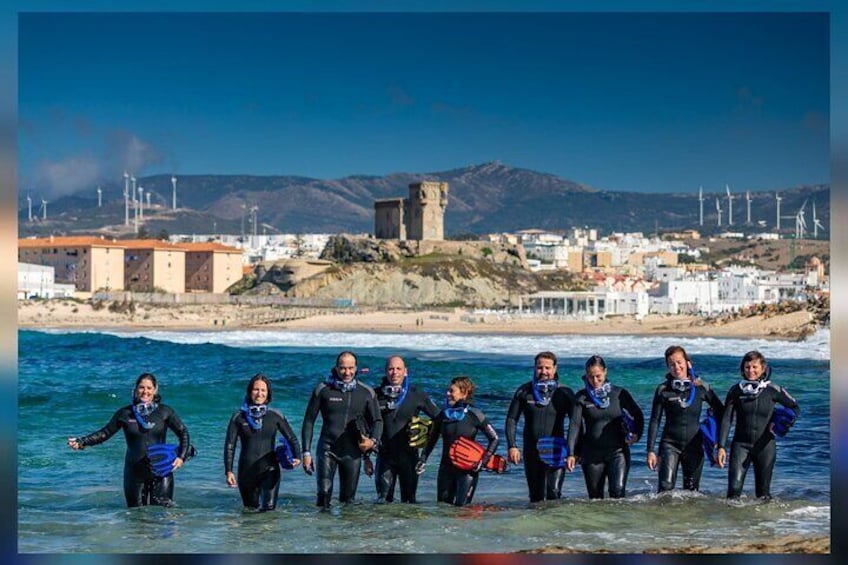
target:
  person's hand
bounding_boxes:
[303,453,314,475]
[566,455,576,473]
[473,454,491,473]
[647,452,658,470]
[226,471,237,487]
[67,437,84,450]
[415,458,426,475]
[291,458,301,469]
[172,457,184,471]
[508,447,521,464]
[358,435,375,453]
[716,447,726,469]
[363,456,374,477]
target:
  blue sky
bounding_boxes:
[16,9,831,200]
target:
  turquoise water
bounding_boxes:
[17,328,830,553]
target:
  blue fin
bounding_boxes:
[147,443,178,477]
[699,412,718,466]
[275,436,295,470]
[621,409,637,442]
[771,406,797,438]
[536,436,568,468]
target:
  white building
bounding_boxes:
[17,262,75,299]
[518,289,650,318]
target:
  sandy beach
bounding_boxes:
[17,298,819,340]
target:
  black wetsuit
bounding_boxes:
[421,404,499,507]
[505,381,575,502]
[646,377,724,492]
[567,385,643,499]
[718,380,799,499]
[374,379,439,503]
[76,403,190,508]
[301,380,383,508]
[224,406,302,511]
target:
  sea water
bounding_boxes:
[17,328,830,553]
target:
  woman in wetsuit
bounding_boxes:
[373,355,439,503]
[417,376,499,507]
[646,345,724,492]
[566,355,643,499]
[505,351,576,502]
[717,350,799,499]
[224,373,302,511]
[301,351,383,509]
[67,372,191,508]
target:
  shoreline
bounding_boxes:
[519,534,830,554]
[17,299,822,340]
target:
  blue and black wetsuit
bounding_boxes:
[374,379,439,503]
[224,407,301,511]
[646,377,723,492]
[301,380,382,508]
[505,382,575,502]
[567,386,643,499]
[76,403,190,508]
[421,404,498,506]
[718,380,799,499]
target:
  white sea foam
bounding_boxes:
[83,327,831,361]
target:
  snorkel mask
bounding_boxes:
[328,370,357,393]
[242,401,267,430]
[738,366,772,397]
[444,394,470,421]
[586,381,612,409]
[669,378,696,407]
[132,400,157,429]
[382,378,409,410]
[532,378,558,406]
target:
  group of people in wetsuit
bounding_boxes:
[68,346,799,510]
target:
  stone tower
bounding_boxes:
[374,198,406,240]
[406,181,448,240]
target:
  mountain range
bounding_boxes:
[17,162,830,239]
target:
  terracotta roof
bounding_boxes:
[18,236,125,248]
[121,239,186,250]
[175,242,242,253]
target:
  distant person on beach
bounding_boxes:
[505,351,575,502]
[717,350,799,499]
[224,373,302,511]
[67,372,192,508]
[301,350,383,509]
[417,376,499,506]
[566,355,644,499]
[372,355,439,503]
[645,345,724,492]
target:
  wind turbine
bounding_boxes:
[40,197,47,220]
[138,187,144,222]
[26,194,32,221]
[123,171,130,226]
[250,205,259,248]
[725,184,734,226]
[715,197,722,227]
[698,186,704,226]
[171,175,177,209]
[795,199,808,240]
[146,191,151,208]
[812,201,825,239]
[775,192,782,231]
[745,191,752,225]
[97,185,102,207]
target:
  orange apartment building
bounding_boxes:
[122,239,187,293]
[17,236,125,294]
[176,241,243,293]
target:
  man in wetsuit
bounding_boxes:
[505,351,575,502]
[373,355,439,503]
[301,351,383,508]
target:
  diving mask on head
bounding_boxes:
[586,381,611,409]
[532,378,557,406]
